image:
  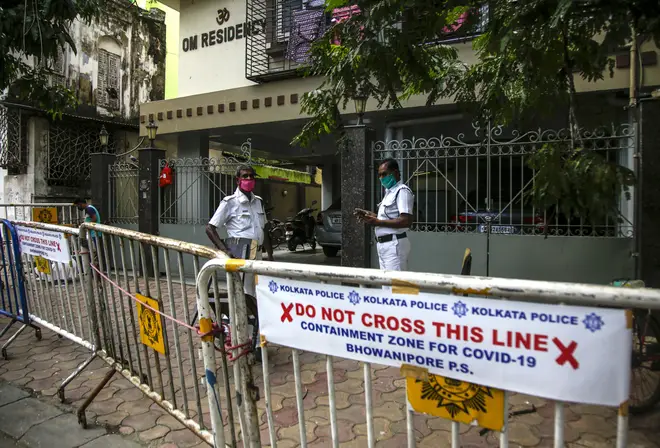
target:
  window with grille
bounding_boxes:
[97,49,121,111]
[49,47,66,88]
[0,106,29,175]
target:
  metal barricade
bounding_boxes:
[0,219,41,358]
[196,257,660,448]
[0,203,83,225]
[6,220,254,446]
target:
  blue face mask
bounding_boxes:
[380,174,397,189]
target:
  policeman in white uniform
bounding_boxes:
[206,165,266,297]
[359,158,414,270]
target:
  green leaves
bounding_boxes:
[527,142,635,225]
[295,0,655,224]
[1,0,104,116]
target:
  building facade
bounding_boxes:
[138,0,660,284]
[0,0,166,209]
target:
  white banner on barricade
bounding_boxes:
[15,225,71,264]
[257,276,632,407]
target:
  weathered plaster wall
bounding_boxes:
[138,0,180,99]
[3,0,166,206]
[62,1,166,120]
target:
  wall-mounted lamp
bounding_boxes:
[146,120,158,147]
[353,93,368,126]
[99,125,109,148]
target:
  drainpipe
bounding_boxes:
[384,126,394,159]
[630,29,641,280]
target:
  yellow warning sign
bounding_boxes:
[136,293,166,355]
[34,256,51,275]
[406,374,505,431]
[32,207,58,224]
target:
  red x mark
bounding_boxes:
[280,303,294,323]
[553,337,579,370]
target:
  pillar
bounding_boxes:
[341,125,374,268]
[640,99,660,286]
[90,152,115,224]
[139,146,166,236]
[138,146,165,276]
[321,164,333,210]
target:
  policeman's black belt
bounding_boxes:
[376,232,407,244]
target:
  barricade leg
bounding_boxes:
[225,270,261,448]
[57,353,97,403]
[0,318,16,340]
[77,368,116,428]
[212,273,238,447]
[196,265,227,448]
[1,322,27,359]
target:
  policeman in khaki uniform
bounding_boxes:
[358,158,414,270]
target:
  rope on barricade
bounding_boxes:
[88,264,253,361]
[90,264,213,336]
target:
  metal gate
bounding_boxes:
[109,160,139,225]
[159,140,255,226]
[372,122,635,282]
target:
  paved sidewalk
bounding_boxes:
[2,271,659,447]
[0,380,144,448]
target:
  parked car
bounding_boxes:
[449,190,620,237]
[315,197,342,257]
[449,191,546,235]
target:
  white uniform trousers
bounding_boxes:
[376,237,411,271]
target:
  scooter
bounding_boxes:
[265,206,286,250]
[285,201,318,252]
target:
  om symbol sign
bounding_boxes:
[216,8,230,26]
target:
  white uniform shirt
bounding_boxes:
[375,181,414,238]
[209,188,266,245]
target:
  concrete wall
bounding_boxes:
[3,2,166,205]
[4,116,45,206]
[303,185,321,211]
[138,0,180,99]
[140,37,660,136]
[58,3,166,120]
[266,182,299,222]
[370,232,634,285]
[178,0,256,96]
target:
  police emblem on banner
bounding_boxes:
[406,374,505,431]
[34,256,51,275]
[136,294,166,355]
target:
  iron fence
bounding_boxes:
[109,161,139,224]
[159,156,243,225]
[373,122,635,238]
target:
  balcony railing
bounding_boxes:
[247,0,329,82]
[245,1,489,83]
